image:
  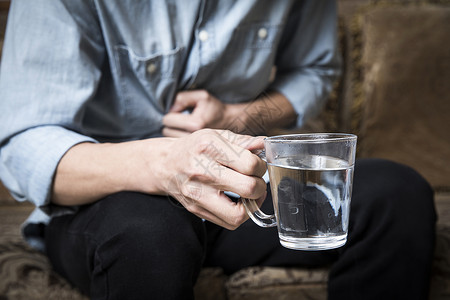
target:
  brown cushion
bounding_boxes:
[194,268,228,300]
[0,239,87,300]
[352,3,450,189]
[226,266,328,300]
[430,224,450,297]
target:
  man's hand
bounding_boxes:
[162,89,297,137]
[163,90,237,137]
[160,129,267,230]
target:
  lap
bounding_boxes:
[45,192,205,299]
[44,158,436,299]
[46,191,205,251]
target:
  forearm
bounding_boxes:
[51,139,169,206]
[228,91,297,135]
[51,129,267,230]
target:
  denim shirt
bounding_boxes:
[0,0,340,249]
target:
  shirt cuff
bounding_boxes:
[269,71,334,128]
[0,125,97,210]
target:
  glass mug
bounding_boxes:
[242,133,357,251]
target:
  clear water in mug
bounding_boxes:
[268,155,353,250]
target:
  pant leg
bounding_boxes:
[204,158,436,300]
[328,158,436,300]
[45,191,206,300]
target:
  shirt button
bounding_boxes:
[258,27,268,40]
[198,30,209,42]
[146,63,157,74]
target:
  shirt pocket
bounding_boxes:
[214,23,283,102]
[113,45,184,123]
[231,22,282,50]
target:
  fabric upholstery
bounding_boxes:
[351,3,450,189]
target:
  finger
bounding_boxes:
[162,126,191,138]
[207,165,267,199]
[163,113,203,132]
[198,191,250,230]
[255,190,267,208]
[222,149,267,178]
[188,200,248,230]
[173,188,249,230]
[190,159,266,199]
[201,133,266,177]
[176,196,233,229]
[245,136,266,152]
[170,90,206,112]
[213,130,265,152]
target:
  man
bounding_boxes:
[0,1,436,299]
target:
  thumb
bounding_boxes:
[170,91,201,112]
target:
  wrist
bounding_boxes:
[225,100,270,136]
[223,103,251,134]
[245,92,297,135]
[124,138,175,196]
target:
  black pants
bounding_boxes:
[45,159,436,300]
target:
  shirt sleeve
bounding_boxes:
[0,0,104,210]
[269,0,342,128]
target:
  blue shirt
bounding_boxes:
[0,0,340,249]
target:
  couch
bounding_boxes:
[1,1,450,299]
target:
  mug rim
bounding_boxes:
[264,133,357,143]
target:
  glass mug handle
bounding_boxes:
[241,198,277,227]
[241,150,277,228]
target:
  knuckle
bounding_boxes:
[230,212,247,229]
[241,177,266,199]
[191,119,206,131]
[177,92,187,103]
[243,178,259,197]
[187,169,208,183]
[227,224,239,231]
[187,204,201,215]
[180,197,200,213]
[198,90,209,100]
[190,168,210,182]
[246,154,261,174]
[193,128,214,139]
[194,139,211,155]
[221,129,232,135]
[182,180,204,200]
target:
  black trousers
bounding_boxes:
[45,159,436,300]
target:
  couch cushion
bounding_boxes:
[351,3,450,189]
[430,224,450,298]
[226,266,328,300]
[0,239,88,300]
